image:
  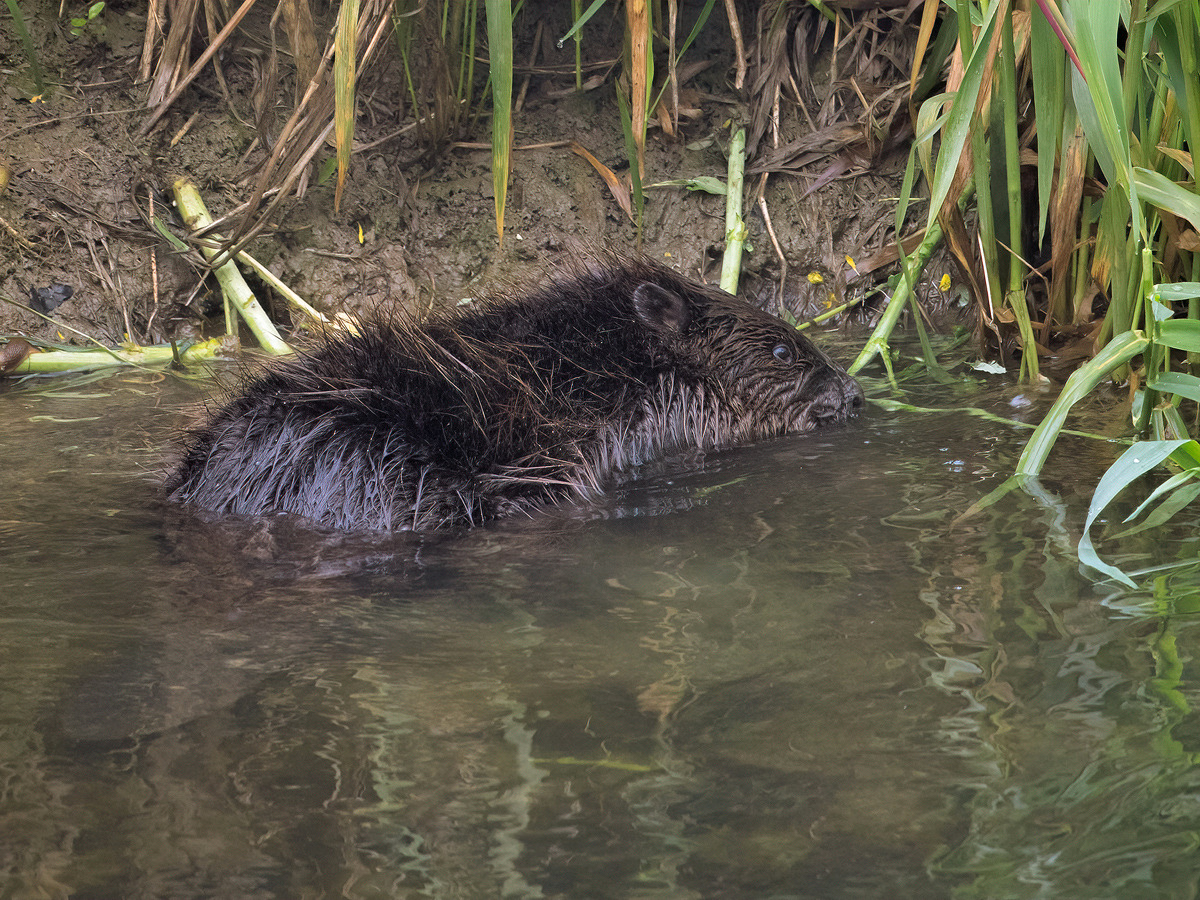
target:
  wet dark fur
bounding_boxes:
[167,259,863,531]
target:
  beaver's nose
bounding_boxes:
[811,373,864,423]
[844,378,865,414]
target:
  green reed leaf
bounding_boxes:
[1157,319,1200,352]
[1079,439,1189,586]
[1016,329,1150,476]
[1133,167,1200,231]
[1148,371,1200,403]
[486,0,513,243]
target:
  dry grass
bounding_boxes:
[139,0,395,257]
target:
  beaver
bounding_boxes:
[166,259,863,531]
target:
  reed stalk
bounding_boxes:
[173,179,291,355]
[719,127,747,294]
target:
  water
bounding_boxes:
[2,363,1199,900]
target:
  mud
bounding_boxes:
[0,3,917,348]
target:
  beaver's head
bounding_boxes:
[628,274,863,448]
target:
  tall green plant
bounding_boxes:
[868,1,1198,383]
[1008,0,1200,584]
[874,1,1200,584]
[857,0,1027,380]
[394,2,507,240]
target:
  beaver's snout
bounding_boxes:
[808,371,864,425]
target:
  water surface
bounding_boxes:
[2,363,1199,900]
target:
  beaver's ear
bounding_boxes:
[632,283,690,335]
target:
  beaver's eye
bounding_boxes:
[772,344,794,364]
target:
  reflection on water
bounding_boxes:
[2,366,1199,899]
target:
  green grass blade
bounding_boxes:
[1087,440,1186,522]
[1154,282,1200,301]
[486,0,513,243]
[1122,468,1200,524]
[1068,0,1139,231]
[848,206,951,379]
[673,0,717,61]
[616,86,644,229]
[999,12,1023,287]
[1076,532,1138,587]
[1030,1,1067,246]
[1132,167,1200,231]
[894,143,921,246]
[1034,0,1085,74]
[913,7,959,103]
[1169,440,1200,469]
[912,91,952,185]
[1096,183,1138,337]
[924,3,1000,226]
[3,0,45,95]
[649,0,718,113]
[998,10,1037,379]
[1113,479,1200,537]
[560,0,607,44]
[1171,3,1200,165]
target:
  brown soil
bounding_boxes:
[0,3,921,351]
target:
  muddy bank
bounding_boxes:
[0,3,923,351]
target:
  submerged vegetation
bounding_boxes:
[1,0,1200,582]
